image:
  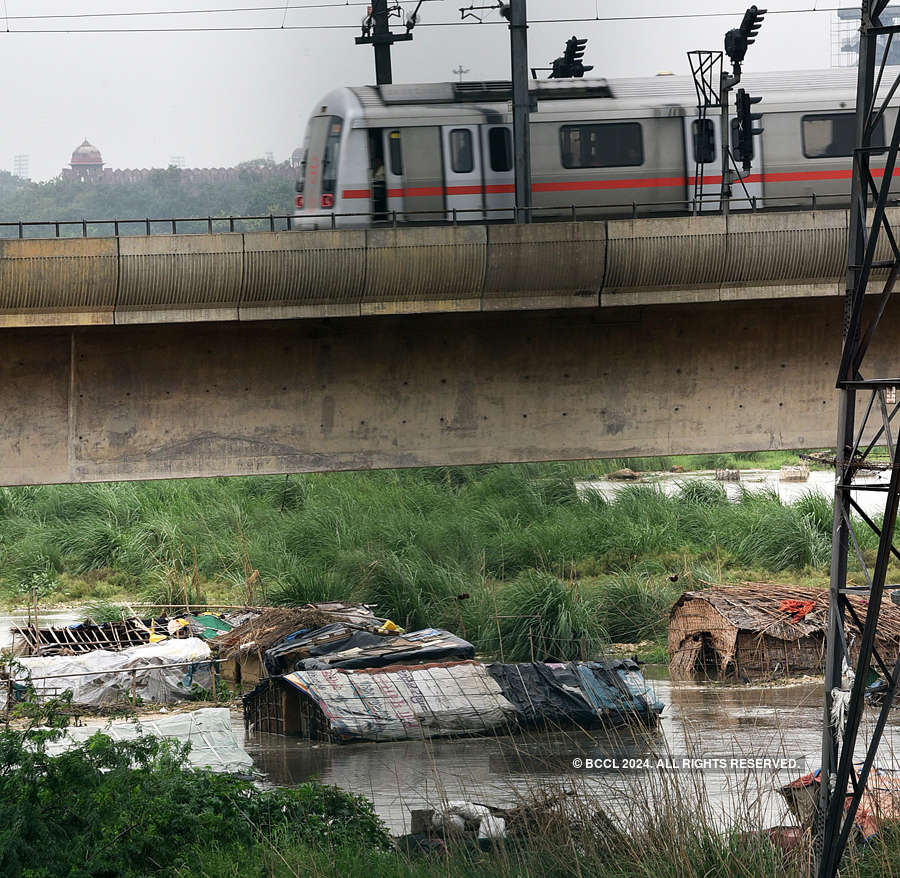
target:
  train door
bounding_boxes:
[384,129,405,220]
[401,127,444,222]
[481,125,515,220]
[367,129,388,221]
[442,125,484,221]
[684,115,722,212]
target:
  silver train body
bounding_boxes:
[292,68,894,228]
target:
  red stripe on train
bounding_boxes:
[340,167,895,200]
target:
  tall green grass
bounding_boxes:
[0,462,874,657]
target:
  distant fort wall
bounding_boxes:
[61,138,300,184]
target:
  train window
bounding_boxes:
[488,127,513,172]
[560,123,643,169]
[449,129,474,173]
[692,119,716,164]
[389,131,403,176]
[802,113,884,158]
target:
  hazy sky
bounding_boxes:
[2,1,844,180]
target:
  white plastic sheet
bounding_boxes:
[45,707,253,774]
[3,637,212,706]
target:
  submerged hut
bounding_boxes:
[243,659,664,743]
[668,584,900,682]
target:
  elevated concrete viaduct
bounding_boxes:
[0,208,888,484]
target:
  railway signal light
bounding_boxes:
[732,88,763,171]
[550,36,594,79]
[725,5,766,66]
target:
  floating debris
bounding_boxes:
[779,464,810,482]
[608,468,639,481]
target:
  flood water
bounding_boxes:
[576,468,889,520]
[237,668,900,833]
[0,609,80,650]
[6,597,900,834]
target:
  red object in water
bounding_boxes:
[779,599,817,623]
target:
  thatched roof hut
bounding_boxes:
[213,602,378,687]
[668,584,900,682]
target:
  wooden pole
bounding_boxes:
[32,587,40,657]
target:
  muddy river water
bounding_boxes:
[6,579,900,833]
[237,668,900,833]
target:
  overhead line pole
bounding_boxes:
[372,0,393,84]
[506,0,532,223]
[355,0,414,86]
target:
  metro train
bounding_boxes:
[292,68,889,228]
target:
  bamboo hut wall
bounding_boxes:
[243,678,335,741]
[668,599,739,680]
[732,630,825,681]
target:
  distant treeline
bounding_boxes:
[0,165,295,231]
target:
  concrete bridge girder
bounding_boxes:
[0,297,889,486]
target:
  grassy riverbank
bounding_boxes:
[0,452,859,661]
[7,696,898,878]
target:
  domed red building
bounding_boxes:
[64,139,104,181]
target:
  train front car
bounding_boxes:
[290,68,898,229]
[293,88,368,230]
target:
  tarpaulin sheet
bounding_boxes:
[577,660,664,718]
[1,637,213,706]
[189,614,232,640]
[45,707,253,774]
[282,660,518,742]
[486,662,598,726]
[486,660,663,728]
[265,625,474,674]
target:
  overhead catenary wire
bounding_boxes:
[0,4,867,34]
[0,1,444,21]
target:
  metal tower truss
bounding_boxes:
[687,50,722,212]
[818,2,900,876]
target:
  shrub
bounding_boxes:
[0,705,390,878]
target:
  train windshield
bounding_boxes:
[322,117,343,198]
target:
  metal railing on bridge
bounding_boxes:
[0,191,869,239]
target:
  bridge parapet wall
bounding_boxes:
[117,234,243,324]
[241,229,366,320]
[0,210,861,327]
[0,237,117,327]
